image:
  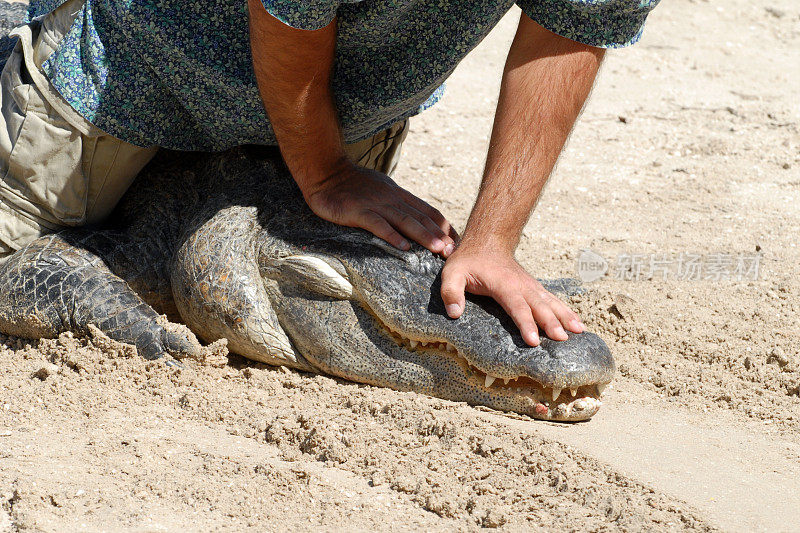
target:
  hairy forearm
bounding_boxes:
[461,15,605,254]
[247,0,346,193]
[247,1,456,256]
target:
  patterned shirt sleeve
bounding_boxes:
[260,0,341,30]
[516,0,661,48]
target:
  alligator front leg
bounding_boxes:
[171,204,314,371]
[0,234,202,361]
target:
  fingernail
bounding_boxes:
[528,332,540,347]
[443,243,455,256]
[432,238,445,251]
[571,319,583,332]
[445,304,461,318]
[555,325,567,338]
[399,239,410,250]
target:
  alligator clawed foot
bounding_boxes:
[0,234,203,364]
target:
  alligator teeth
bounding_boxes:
[552,388,561,401]
[410,340,418,348]
[503,378,510,385]
[570,388,577,397]
[446,343,456,352]
[597,384,606,395]
[484,375,496,388]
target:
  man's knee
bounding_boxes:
[0,19,157,252]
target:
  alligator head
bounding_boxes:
[256,238,612,421]
[217,161,613,422]
[170,150,614,421]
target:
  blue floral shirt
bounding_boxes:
[24,0,659,151]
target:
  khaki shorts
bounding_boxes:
[0,0,408,261]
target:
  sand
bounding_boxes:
[1,0,799,531]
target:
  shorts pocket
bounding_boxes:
[2,67,88,226]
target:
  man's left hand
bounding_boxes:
[440,242,584,347]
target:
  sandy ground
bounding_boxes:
[2,0,800,531]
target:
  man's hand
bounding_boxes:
[441,15,604,345]
[302,159,458,256]
[248,1,456,256]
[441,243,584,347]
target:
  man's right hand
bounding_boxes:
[302,159,458,257]
[248,2,456,258]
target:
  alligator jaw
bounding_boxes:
[381,319,607,422]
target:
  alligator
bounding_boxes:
[0,147,614,421]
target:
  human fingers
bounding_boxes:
[526,290,570,342]
[440,262,468,319]
[398,202,458,256]
[398,190,459,245]
[358,209,411,251]
[493,290,540,347]
[381,204,448,254]
[546,292,584,334]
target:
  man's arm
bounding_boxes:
[441,14,605,346]
[247,1,456,255]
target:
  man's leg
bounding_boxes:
[343,119,409,176]
[0,2,157,262]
